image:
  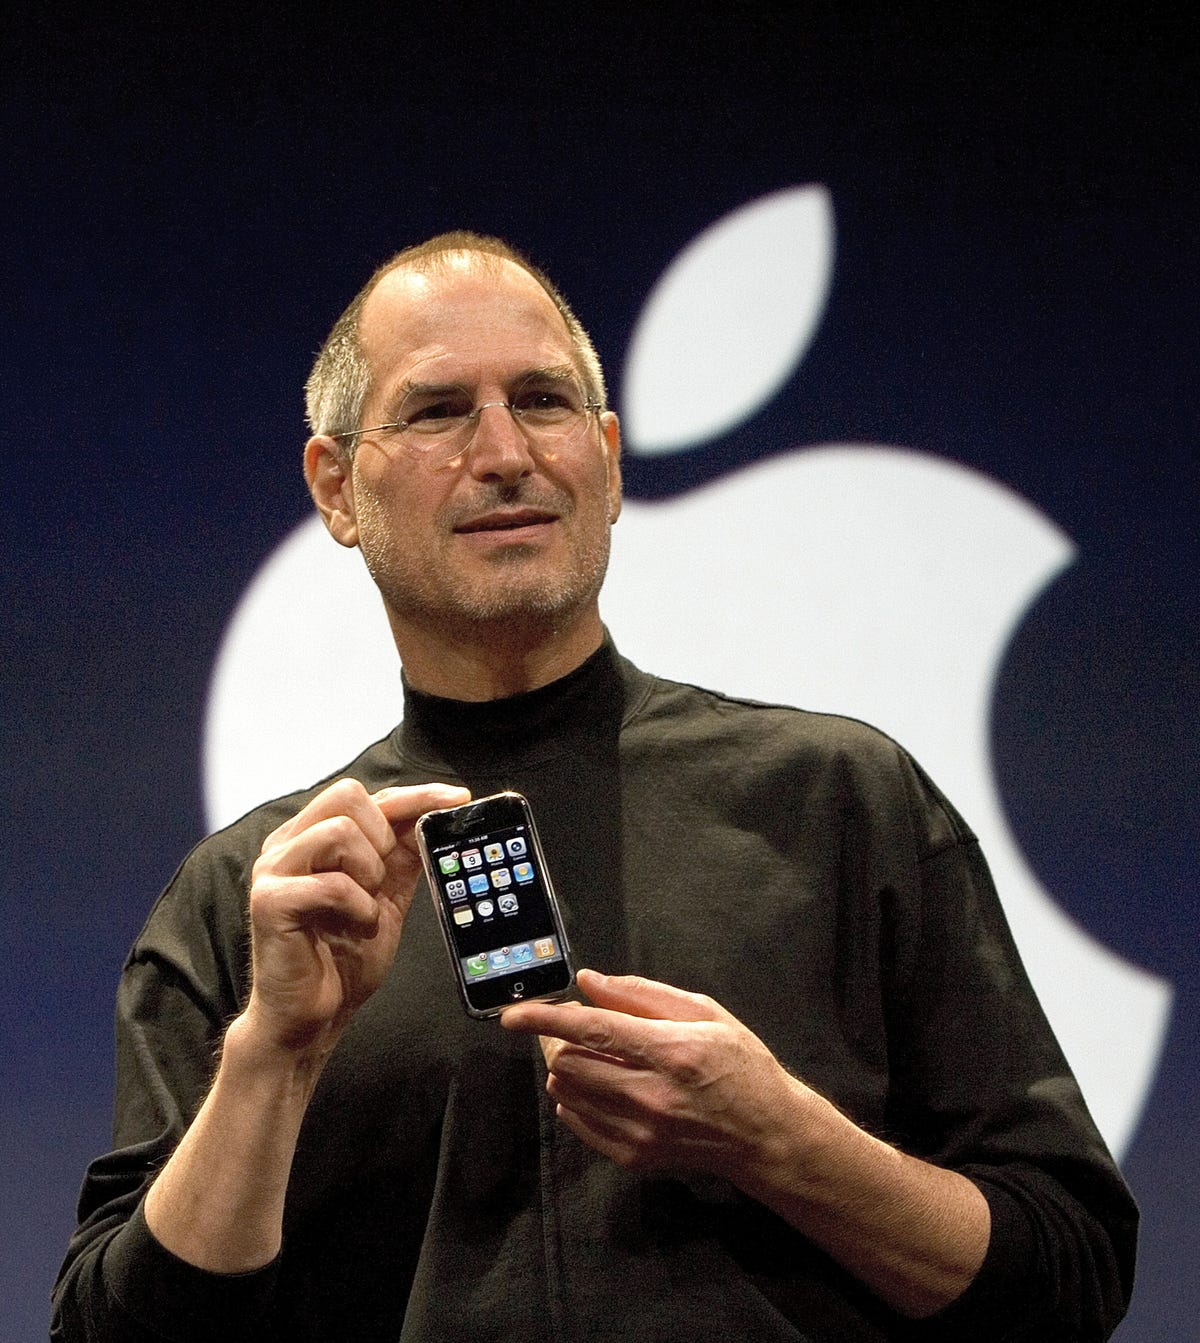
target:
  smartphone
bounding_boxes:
[416,791,575,1018]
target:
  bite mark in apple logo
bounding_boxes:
[203,188,1170,1157]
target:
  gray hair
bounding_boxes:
[304,232,607,452]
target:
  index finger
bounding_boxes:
[375,783,472,842]
[263,777,391,853]
[501,999,665,1068]
[377,784,472,869]
[265,780,469,857]
[575,969,731,1025]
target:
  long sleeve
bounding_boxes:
[881,776,1138,1339]
[51,834,272,1342]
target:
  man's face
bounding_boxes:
[327,257,622,642]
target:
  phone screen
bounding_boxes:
[417,792,575,1016]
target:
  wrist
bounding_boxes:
[729,1072,859,1208]
[219,1011,336,1105]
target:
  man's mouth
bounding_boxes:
[454,508,559,535]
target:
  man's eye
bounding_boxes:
[514,387,576,416]
[415,399,459,421]
[404,394,472,429]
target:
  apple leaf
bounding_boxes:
[622,186,835,454]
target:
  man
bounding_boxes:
[53,233,1136,1341]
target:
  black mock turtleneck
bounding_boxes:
[55,638,1137,1343]
[396,634,632,776]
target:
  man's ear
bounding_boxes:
[304,436,359,548]
[601,412,623,524]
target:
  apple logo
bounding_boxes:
[203,188,1170,1159]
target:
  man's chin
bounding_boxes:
[446,578,596,627]
[380,568,597,633]
[374,532,611,638]
[449,539,610,625]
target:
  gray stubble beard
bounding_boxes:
[359,506,614,647]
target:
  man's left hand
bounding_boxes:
[502,967,991,1318]
[500,968,803,1182]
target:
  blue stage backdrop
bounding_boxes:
[3,9,1196,1340]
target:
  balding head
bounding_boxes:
[305,232,606,452]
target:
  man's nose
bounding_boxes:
[465,400,536,482]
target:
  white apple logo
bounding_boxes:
[203,188,1170,1158]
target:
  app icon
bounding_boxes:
[476,899,495,918]
[512,943,533,963]
[466,954,489,977]
[491,867,512,889]
[462,849,483,869]
[453,906,474,926]
[534,938,556,959]
[489,947,512,969]
[483,843,504,863]
[506,836,527,858]
[513,862,534,884]
[445,879,467,901]
[438,853,460,875]
[497,893,519,914]
[468,873,490,895]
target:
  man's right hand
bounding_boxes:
[243,779,471,1058]
[143,778,469,1273]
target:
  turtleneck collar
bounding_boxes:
[394,634,644,775]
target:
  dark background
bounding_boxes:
[3,6,1196,1339]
